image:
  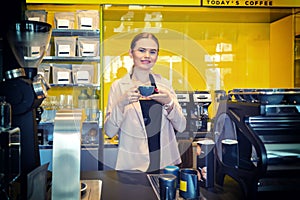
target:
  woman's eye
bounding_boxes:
[135,48,157,55]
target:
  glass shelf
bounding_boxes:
[51,29,100,37]
[43,56,100,62]
[50,83,100,88]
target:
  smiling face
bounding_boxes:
[129,37,159,71]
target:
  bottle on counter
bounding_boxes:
[89,88,100,121]
[78,88,90,121]
[0,96,12,131]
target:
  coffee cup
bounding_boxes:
[159,174,177,200]
[179,168,199,199]
[163,165,179,188]
[138,85,154,96]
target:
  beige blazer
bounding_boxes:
[104,73,187,171]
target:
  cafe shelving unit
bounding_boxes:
[35,19,103,171]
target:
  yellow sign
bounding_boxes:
[202,0,300,7]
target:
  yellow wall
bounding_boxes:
[270,15,294,88]
[102,20,272,89]
[101,9,272,116]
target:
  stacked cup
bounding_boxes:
[163,165,180,188]
[159,165,180,200]
[159,174,177,200]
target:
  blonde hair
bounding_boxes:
[130,32,159,50]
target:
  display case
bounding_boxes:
[39,28,101,118]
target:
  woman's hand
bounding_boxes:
[148,88,173,105]
[118,86,141,108]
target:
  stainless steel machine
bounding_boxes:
[213,88,300,199]
[175,91,212,168]
[176,91,212,139]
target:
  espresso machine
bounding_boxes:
[213,88,300,199]
[0,19,52,199]
[176,91,212,139]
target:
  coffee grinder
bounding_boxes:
[175,91,191,138]
[176,91,212,138]
[0,20,52,198]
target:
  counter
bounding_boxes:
[81,170,157,200]
[80,170,244,200]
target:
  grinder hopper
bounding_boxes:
[7,20,52,70]
[7,20,52,99]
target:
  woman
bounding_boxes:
[104,32,186,172]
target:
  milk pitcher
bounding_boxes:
[179,168,200,199]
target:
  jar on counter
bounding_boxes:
[78,89,90,121]
[89,88,100,121]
